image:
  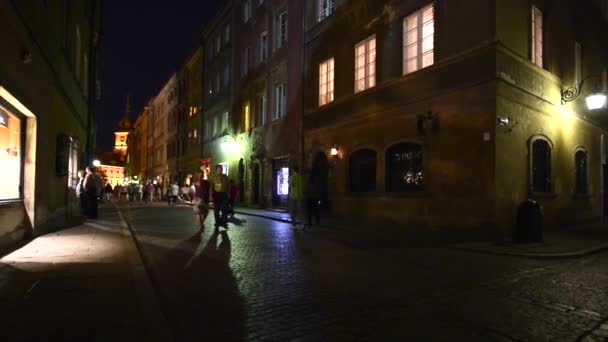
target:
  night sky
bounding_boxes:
[96,0,223,151]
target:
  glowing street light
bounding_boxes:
[585,93,607,111]
[92,159,101,167]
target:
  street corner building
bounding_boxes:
[0,1,102,249]
[301,0,608,234]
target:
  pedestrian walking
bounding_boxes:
[83,166,101,219]
[75,170,87,217]
[288,166,305,229]
[169,182,179,205]
[193,170,211,231]
[135,183,143,202]
[305,171,322,229]
[146,183,155,202]
[212,165,229,230]
[104,183,113,201]
[228,179,238,217]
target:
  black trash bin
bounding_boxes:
[515,199,544,243]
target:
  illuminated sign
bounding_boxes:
[0,108,8,128]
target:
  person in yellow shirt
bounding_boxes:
[288,166,304,230]
[212,164,230,230]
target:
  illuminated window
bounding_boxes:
[193,129,198,139]
[277,167,289,195]
[531,5,543,68]
[386,143,424,192]
[318,0,335,21]
[354,36,376,93]
[530,137,552,193]
[349,149,376,193]
[243,102,251,131]
[222,111,230,132]
[67,138,79,189]
[220,163,229,176]
[575,149,587,195]
[0,106,22,200]
[319,58,335,106]
[403,4,434,75]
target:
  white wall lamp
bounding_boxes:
[561,75,607,110]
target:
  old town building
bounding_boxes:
[0,1,102,248]
[302,0,608,234]
[149,74,178,192]
[201,0,304,208]
[201,3,236,180]
[178,46,204,185]
[128,106,149,181]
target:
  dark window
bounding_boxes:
[575,149,588,194]
[531,139,552,192]
[349,149,376,193]
[386,143,424,192]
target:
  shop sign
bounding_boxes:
[0,108,8,128]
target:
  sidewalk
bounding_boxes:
[0,206,172,341]
[231,206,608,258]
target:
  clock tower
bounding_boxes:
[114,96,132,157]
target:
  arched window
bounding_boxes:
[348,149,376,193]
[575,149,588,195]
[530,137,552,193]
[385,143,424,192]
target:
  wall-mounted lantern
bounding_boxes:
[330,144,339,157]
[561,75,607,110]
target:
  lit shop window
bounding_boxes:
[277,167,289,195]
[0,106,22,200]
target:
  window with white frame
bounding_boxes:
[260,31,268,63]
[244,0,252,22]
[75,26,81,81]
[215,35,221,54]
[354,36,376,93]
[67,138,79,189]
[575,42,582,85]
[403,4,434,75]
[277,12,288,48]
[319,0,335,21]
[531,5,543,68]
[83,55,89,96]
[243,47,251,76]
[224,64,230,86]
[222,112,229,132]
[319,58,335,106]
[274,83,287,120]
[224,25,230,44]
[213,115,219,136]
[258,94,267,126]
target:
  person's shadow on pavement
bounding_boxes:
[154,229,245,341]
[228,216,246,227]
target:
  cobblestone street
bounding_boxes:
[121,203,608,341]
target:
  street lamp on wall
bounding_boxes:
[330,144,339,157]
[561,75,607,110]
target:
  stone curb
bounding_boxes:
[112,204,175,342]
[451,243,608,259]
[233,208,608,259]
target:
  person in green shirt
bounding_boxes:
[212,164,230,230]
[288,166,305,230]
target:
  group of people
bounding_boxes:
[186,164,235,233]
[74,166,104,219]
[288,166,322,230]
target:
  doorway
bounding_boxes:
[238,158,245,203]
[253,163,260,204]
[311,152,329,210]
